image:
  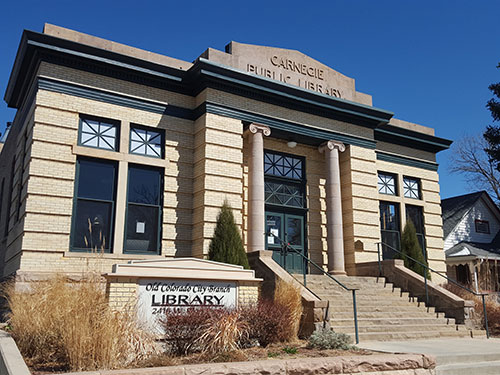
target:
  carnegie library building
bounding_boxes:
[0,24,452,285]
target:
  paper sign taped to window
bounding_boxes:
[136,222,145,234]
[268,228,279,244]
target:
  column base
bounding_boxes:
[328,270,347,276]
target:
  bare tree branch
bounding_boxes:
[449,134,500,204]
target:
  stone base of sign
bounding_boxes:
[104,259,262,319]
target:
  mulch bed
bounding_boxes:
[31,340,374,374]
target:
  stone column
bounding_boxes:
[246,123,271,253]
[319,140,346,275]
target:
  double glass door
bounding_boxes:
[266,212,305,273]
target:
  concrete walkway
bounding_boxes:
[359,338,500,374]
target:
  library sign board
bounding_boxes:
[105,258,261,333]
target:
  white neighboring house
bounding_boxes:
[443,191,500,292]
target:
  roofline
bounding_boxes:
[5,27,452,152]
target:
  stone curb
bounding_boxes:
[0,331,31,375]
[63,353,436,375]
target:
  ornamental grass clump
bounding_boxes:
[3,275,157,372]
[274,279,303,341]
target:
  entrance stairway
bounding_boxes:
[305,274,485,341]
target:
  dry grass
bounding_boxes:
[443,282,500,334]
[198,310,249,354]
[3,275,158,372]
[274,279,303,341]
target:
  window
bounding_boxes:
[406,205,426,259]
[403,176,420,199]
[71,158,117,252]
[378,172,397,195]
[264,151,303,180]
[124,165,163,254]
[264,150,306,209]
[129,125,164,158]
[380,201,400,259]
[79,117,119,151]
[475,219,490,234]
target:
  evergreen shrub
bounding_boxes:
[400,220,430,279]
[208,201,249,269]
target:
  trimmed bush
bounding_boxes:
[400,220,430,279]
[208,201,249,269]
[308,328,353,350]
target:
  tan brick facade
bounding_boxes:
[0,25,452,283]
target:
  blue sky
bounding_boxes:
[0,0,499,199]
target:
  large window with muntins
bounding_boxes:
[264,150,305,208]
[378,172,397,195]
[403,176,421,199]
[380,201,401,259]
[71,158,117,252]
[129,125,163,158]
[124,165,163,254]
[79,117,118,151]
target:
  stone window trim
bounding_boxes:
[78,115,120,152]
[129,124,164,159]
[475,219,490,234]
[378,171,397,196]
[403,176,421,200]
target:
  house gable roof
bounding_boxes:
[441,191,486,239]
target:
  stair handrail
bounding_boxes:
[376,241,490,338]
[266,231,359,344]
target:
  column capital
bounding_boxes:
[319,140,346,153]
[245,123,271,137]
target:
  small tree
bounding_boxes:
[400,220,430,279]
[208,201,249,269]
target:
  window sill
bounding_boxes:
[64,251,166,260]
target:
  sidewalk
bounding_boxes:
[359,338,500,374]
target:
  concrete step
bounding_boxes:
[437,360,500,375]
[333,323,467,334]
[331,310,447,319]
[329,317,456,327]
[346,330,471,342]
[437,352,500,366]
[328,304,435,313]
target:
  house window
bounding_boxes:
[124,165,163,254]
[129,125,164,158]
[380,201,401,259]
[71,158,117,252]
[378,172,397,195]
[403,176,420,199]
[475,220,490,234]
[79,117,119,151]
[406,205,426,259]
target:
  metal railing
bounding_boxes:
[376,241,490,338]
[267,232,359,344]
